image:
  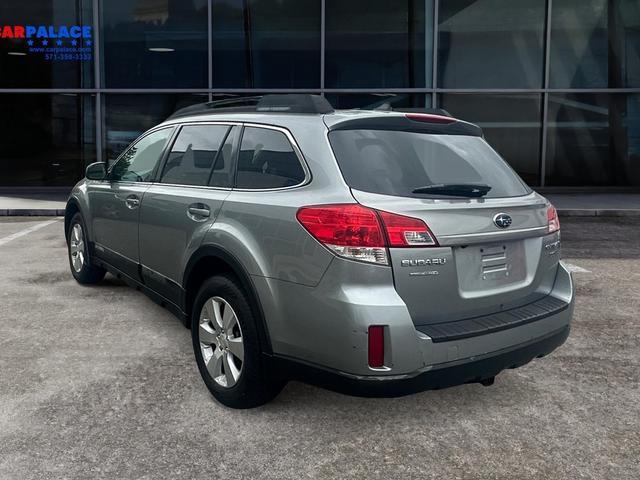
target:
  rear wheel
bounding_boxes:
[191,275,285,408]
[67,213,106,284]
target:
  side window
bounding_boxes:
[236,127,306,189]
[210,126,239,188]
[110,128,173,182]
[160,125,230,186]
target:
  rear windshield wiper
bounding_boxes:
[411,183,492,197]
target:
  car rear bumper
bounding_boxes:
[255,259,574,380]
[271,324,570,397]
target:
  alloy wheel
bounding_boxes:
[69,223,85,272]
[198,296,244,388]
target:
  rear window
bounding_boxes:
[328,130,531,198]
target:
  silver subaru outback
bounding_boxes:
[65,95,574,408]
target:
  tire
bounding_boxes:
[191,275,285,408]
[67,212,106,285]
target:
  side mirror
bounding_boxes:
[85,162,107,180]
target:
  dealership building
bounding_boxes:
[0,0,638,191]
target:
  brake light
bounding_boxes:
[368,325,385,368]
[405,113,455,124]
[296,204,438,265]
[547,204,560,233]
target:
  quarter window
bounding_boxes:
[236,127,306,189]
[110,128,173,182]
[160,125,230,186]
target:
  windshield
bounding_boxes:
[328,130,531,199]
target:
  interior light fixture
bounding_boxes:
[8,52,27,56]
[148,47,175,52]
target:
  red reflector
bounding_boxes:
[296,204,385,247]
[368,325,385,368]
[405,113,455,124]
[378,210,437,247]
[547,204,560,233]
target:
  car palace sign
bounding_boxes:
[1,24,92,61]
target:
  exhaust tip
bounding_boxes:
[480,376,495,387]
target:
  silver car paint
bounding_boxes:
[69,109,575,379]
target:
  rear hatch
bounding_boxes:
[327,113,559,327]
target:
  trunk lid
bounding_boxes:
[352,189,557,326]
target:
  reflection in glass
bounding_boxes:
[0,94,95,186]
[325,0,429,88]
[102,0,208,87]
[211,0,320,88]
[439,94,542,186]
[438,0,545,88]
[550,0,640,88]
[103,94,207,162]
[324,93,428,110]
[545,94,640,186]
[0,0,94,88]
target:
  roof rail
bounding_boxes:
[166,94,334,121]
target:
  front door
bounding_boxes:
[89,126,174,280]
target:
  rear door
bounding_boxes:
[328,124,559,326]
[138,123,238,306]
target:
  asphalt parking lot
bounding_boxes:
[0,216,638,479]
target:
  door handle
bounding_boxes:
[125,195,140,209]
[187,204,211,221]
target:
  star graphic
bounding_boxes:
[56,39,62,46]
[71,39,77,46]
[86,40,92,46]
[27,39,33,46]
[42,39,48,46]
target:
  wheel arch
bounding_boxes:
[64,198,81,241]
[183,245,273,354]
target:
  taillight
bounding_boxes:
[368,325,385,368]
[378,210,437,247]
[547,204,560,233]
[296,204,388,264]
[296,204,438,265]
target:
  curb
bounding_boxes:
[557,209,640,217]
[0,209,65,216]
[1,208,640,218]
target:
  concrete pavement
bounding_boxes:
[0,216,638,479]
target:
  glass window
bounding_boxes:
[439,94,543,186]
[0,94,95,186]
[328,130,530,199]
[545,94,640,186]
[324,93,429,110]
[102,0,208,87]
[438,0,545,88]
[236,127,305,189]
[210,126,239,188]
[0,0,94,88]
[160,125,230,186]
[550,0,640,88]
[325,0,429,88]
[103,94,207,162]
[110,127,173,182]
[211,0,320,88]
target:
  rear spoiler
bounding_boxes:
[327,114,483,137]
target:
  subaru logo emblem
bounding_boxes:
[493,213,512,229]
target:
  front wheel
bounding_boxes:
[67,213,106,284]
[191,275,285,408]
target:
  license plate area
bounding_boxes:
[455,240,527,293]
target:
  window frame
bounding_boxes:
[233,123,312,191]
[157,123,234,188]
[106,126,176,184]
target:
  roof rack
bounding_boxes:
[166,94,334,120]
